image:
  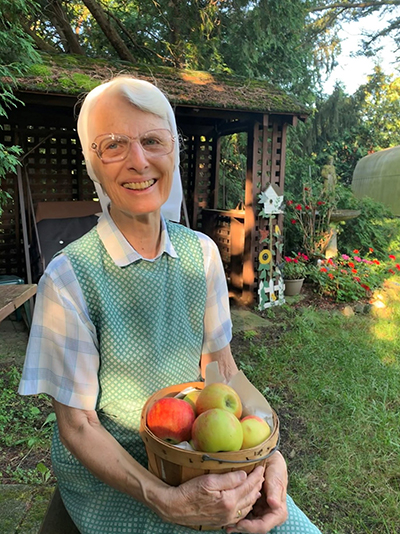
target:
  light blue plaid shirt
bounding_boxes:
[19,209,232,410]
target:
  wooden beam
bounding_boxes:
[210,135,221,209]
[242,122,259,305]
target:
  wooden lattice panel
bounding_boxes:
[195,136,213,229]
[0,114,96,278]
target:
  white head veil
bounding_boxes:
[77,77,183,222]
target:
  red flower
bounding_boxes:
[320,267,328,273]
[351,269,357,274]
[353,249,359,254]
[293,259,299,263]
[327,258,334,265]
[291,219,296,225]
[295,204,302,211]
[369,248,374,253]
[287,200,294,205]
[328,273,334,279]
[361,283,370,291]
[317,201,325,206]
[396,264,400,270]
[353,276,360,282]
[304,187,309,191]
[373,259,380,265]
[305,205,311,210]
[389,254,396,260]
[388,269,395,274]
[348,262,355,268]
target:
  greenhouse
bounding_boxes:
[352,145,400,216]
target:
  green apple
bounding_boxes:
[195,382,242,419]
[183,389,202,414]
[191,408,243,452]
[240,415,271,449]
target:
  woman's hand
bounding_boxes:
[225,451,288,534]
[155,466,265,528]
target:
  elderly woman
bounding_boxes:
[19,77,321,534]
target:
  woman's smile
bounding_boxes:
[122,179,157,191]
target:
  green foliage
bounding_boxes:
[284,178,337,258]
[0,0,41,215]
[337,194,397,259]
[217,133,246,210]
[0,365,55,484]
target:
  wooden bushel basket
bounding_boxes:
[139,381,280,531]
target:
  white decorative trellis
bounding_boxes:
[258,184,285,310]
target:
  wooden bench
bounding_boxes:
[39,486,80,534]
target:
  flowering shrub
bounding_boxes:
[282,253,309,280]
[285,183,336,258]
[308,249,399,302]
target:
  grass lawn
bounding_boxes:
[0,277,399,533]
[232,277,400,534]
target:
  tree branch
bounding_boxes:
[105,9,168,63]
[81,0,135,63]
[309,1,400,13]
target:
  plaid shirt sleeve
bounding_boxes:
[18,254,100,410]
[19,231,232,409]
[196,232,233,354]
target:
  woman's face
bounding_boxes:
[88,94,175,220]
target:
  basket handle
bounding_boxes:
[201,438,280,464]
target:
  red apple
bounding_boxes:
[192,408,243,452]
[147,397,195,444]
[240,415,271,449]
[195,383,242,419]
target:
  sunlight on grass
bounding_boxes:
[369,279,400,366]
[236,282,400,534]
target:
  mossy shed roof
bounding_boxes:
[14,53,309,116]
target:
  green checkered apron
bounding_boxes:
[51,221,321,534]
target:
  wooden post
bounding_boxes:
[211,134,221,209]
[276,122,288,265]
[242,123,259,305]
[192,136,201,228]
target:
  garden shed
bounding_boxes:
[0,53,307,305]
[352,145,400,217]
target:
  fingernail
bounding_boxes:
[238,470,247,481]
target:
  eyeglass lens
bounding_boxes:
[97,129,173,161]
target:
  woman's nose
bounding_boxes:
[126,139,149,170]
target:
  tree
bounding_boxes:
[0,0,41,215]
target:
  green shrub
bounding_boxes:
[337,192,397,259]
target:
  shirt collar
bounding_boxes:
[97,205,178,267]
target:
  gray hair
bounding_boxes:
[77,76,183,222]
[77,76,179,184]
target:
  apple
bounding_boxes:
[195,383,242,419]
[183,389,202,414]
[191,408,243,452]
[240,415,271,449]
[147,397,195,444]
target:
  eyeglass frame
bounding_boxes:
[90,129,176,163]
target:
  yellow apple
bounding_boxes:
[183,389,202,414]
[195,382,242,419]
[192,408,243,452]
[240,415,271,449]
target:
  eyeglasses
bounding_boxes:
[90,129,175,163]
